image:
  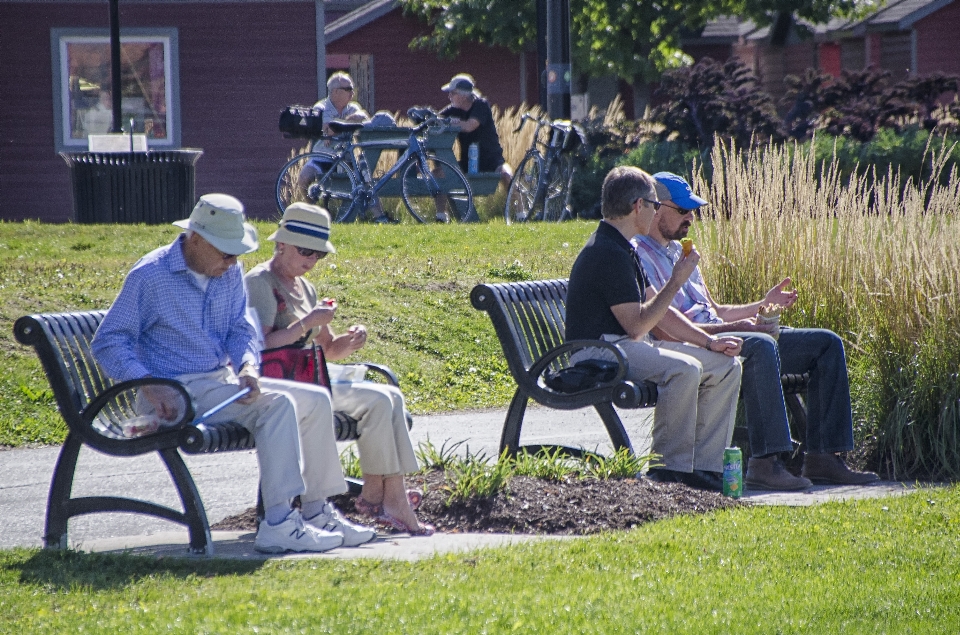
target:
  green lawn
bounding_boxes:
[2,485,958,633]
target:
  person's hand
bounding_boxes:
[669,247,700,285]
[722,317,777,335]
[303,298,338,330]
[344,325,368,353]
[707,335,742,356]
[140,384,183,421]
[237,366,260,404]
[764,278,798,309]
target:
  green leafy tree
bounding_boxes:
[400,0,866,117]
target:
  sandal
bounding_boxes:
[354,496,383,518]
[378,510,435,536]
[406,489,423,511]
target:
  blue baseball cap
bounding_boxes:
[652,172,709,209]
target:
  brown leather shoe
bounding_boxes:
[745,456,812,491]
[801,453,880,485]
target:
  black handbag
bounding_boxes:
[544,359,620,393]
[278,105,324,138]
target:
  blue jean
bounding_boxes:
[731,327,855,457]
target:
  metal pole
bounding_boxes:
[108,0,122,133]
[544,0,571,119]
[536,0,547,110]
[316,0,326,101]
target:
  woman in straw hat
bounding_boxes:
[245,203,433,535]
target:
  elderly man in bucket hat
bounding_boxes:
[633,172,880,490]
[92,194,376,553]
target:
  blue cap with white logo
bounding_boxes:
[652,172,709,209]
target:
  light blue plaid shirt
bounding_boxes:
[92,234,260,382]
[632,234,722,325]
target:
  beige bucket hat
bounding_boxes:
[268,202,337,254]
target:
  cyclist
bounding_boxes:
[438,73,513,221]
[298,73,392,222]
[313,72,369,145]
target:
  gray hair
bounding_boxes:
[601,166,656,219]
[326,71,354,92]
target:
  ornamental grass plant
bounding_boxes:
[684,138,960,480]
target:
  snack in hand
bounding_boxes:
[756,303,783,340]
[680,238,694,256]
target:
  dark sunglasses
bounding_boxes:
[637,198,661,211]
[211,245,238,260]
[660,201,694,215]
[338,86,355,93]
[296,246,327,259]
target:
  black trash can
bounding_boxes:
[61,150,203,224]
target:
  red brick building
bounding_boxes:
[0,0,531,223]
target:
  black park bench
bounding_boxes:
[470,279,810,460]
[14,310,401,555]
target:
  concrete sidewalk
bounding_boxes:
[0,405,927,560]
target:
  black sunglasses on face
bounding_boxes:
[296,246,327,259]
[338,86,354,93]
[660,201,694,215]
[638,198,661,211]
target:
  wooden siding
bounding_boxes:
[841,39,866,72]
[881,32,913,81]
[914,0,960,76]
[0,2,319,223]
[327,8,534,116]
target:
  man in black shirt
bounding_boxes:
[566,166,743,491]
[440,73,513,187]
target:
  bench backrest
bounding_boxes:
[14,311,112,430]
[470,279,569,380]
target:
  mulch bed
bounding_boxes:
[211,469,741,535]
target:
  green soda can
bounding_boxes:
[722,447,743,498]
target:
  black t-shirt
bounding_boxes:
[565,221,649,341]
[441,97,505,172]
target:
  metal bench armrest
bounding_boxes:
[527,339,629,387]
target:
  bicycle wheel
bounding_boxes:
[400,156,474,223]
[542,154,574,222]
[504,152,543,224]
[275,152,359,222]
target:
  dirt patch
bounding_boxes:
[211,469,740,535]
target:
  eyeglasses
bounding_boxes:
[211,245,237,260]
[296,246,327,259]
[337,86,354,93]
[637,198,661,211]
[660,201,694,215]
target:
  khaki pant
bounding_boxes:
[331,381,418,476]
[579,336,741,472]
[176,367,346,509]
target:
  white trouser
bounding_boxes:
[332,381,418,476]
[176,367,346,509]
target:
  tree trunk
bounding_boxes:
[632,81,651,119]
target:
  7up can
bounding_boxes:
[722,447,743,498]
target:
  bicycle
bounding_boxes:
[275,109,475,223]
[503,114,581,224]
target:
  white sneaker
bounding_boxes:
[254,510,344,554]
[305,502,377,547]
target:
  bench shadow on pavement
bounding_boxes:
[5,546,265,591]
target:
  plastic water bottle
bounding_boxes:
[468,143,479,174]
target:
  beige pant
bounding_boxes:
[177,367,346,509]
[331,381,418,476]
[580,336,742,473]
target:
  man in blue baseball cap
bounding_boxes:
[633,172,879,490]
